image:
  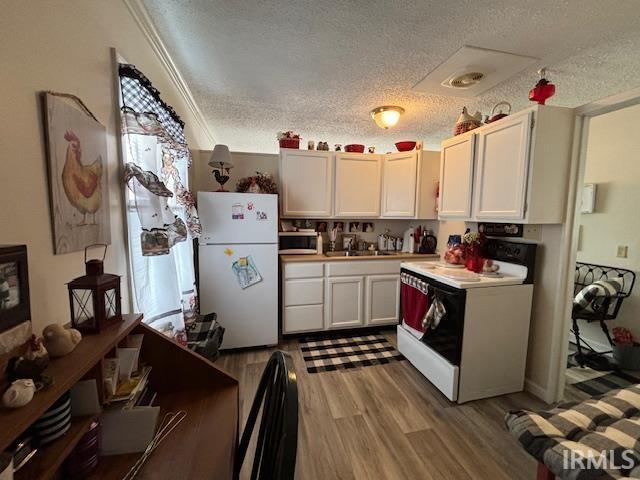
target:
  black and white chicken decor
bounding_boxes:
[207,144,234,192]
[213,168,230,191]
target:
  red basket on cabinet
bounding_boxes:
[279,138,300,149]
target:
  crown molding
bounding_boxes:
[122,0,216,147]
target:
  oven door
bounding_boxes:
[400,269,466,366]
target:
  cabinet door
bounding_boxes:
[365,274,400,325]
[474,112,533,220]
[439,134,476,219]
[280,150,333,217]
[381,152,418,217]
[325,276,364,329]
[334,153,381,217]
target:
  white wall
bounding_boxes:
[0,0,212,334]
[574,104,640,347]
[525,224,566,395]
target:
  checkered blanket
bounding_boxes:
[185,312,224,362]
[505,385,640,479]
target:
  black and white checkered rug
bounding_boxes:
[299,332,404,374]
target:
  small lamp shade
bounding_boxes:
[208,144,233,169]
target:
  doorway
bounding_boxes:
[560,97,640,401]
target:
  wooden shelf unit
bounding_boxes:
[0,314,239,480]
[15,415,97,480]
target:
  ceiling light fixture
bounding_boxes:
[370,106,405,129]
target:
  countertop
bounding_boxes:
[280,252,440,263]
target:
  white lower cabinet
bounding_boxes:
[365,274,400,326]
[284,278,324,306]
[282,260,402,334]
[325,276,365,329]
[284,304,324,333]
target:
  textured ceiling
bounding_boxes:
[142,0,640,153]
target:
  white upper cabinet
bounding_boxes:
[280,150,333,217]
[439,133,476,219]
[279,149,441,219]
[381,152,418,217]
[334,153,382,217]
[439,105,575,224]
[474,111,532,220]
[415,150,440,220]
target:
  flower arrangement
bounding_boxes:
[462,231,483,247]
[611,327,640,370]
[236,171,278,194]
[462,231,486,273]
[277,131,301,149]
[277,131,300,140]
[613,327,634,346]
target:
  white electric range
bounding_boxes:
[397,239,537,403]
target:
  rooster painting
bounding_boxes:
[62,131,103,225]
[44,93,110,254]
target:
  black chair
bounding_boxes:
[234,351,298,480]
[572,262,636,369]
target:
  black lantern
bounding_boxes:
[68,245,122,334]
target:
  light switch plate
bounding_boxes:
[616,245,629,258]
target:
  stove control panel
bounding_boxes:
[483,239,537,284]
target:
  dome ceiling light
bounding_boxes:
[370,106,405,129]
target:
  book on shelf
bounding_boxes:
[135,387,157,408]
[103,357,119,397]
[104,365,152,406]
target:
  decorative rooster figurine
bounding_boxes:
[213,168,231,191]
[7,335,50,382]
[62,131,103,225]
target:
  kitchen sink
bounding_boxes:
[324,251,357,257]
[324,250,401,257]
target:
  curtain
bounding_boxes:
[118,63,200,338]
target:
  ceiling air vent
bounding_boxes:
[445,72,485,89]
[413,46,537,98]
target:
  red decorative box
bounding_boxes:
[279,138,300,149]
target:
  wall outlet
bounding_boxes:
[616,245,629,258]
[523,224,541,241]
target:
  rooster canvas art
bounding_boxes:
[62,131,103,225]
[44,93,111,254]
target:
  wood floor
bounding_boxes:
[217,330,552,480]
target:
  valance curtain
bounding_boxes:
[118,63,199,337]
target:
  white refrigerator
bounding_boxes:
[198,192,279,349]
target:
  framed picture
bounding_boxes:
[0,246,31,334]
[348,222,361,233]
[315,221,328,233]
[333,221,344,233]
[43,93,111,254]
[363,222,375,233]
